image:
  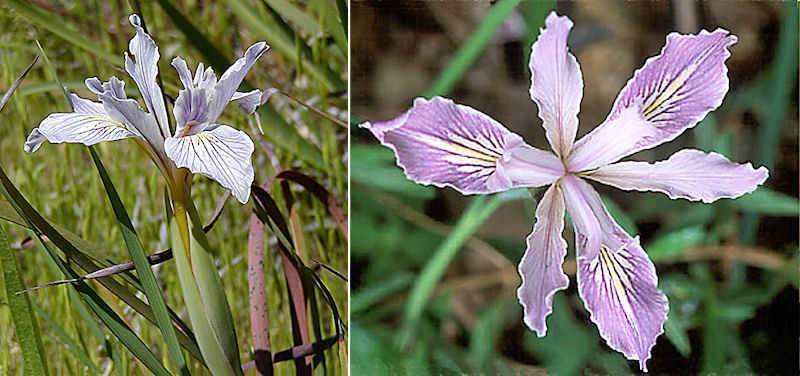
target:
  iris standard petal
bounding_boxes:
[173,87,210,129]
[164,125,255,204]
[561,175,668,371]
[24,111,139,153]
[568,29,736,171]
[517,183,569,337]
[529,12,583,158]
[361,97,562,194]
[585,148,769,203]
[125,14,169,138]
[206,42,269,122]
[171,56,195,89]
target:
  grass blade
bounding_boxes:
[89,147,190,375]
[6,0,120,65]
[423,0,522,97]
[400,190,525,347]
[0,224,49,375]
[30,301,102,374]
[224,0,345,92]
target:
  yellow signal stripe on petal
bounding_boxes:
[599,247,639,333]
[641,63,698,122]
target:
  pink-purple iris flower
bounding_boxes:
[360,12,768,371]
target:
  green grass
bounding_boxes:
[0,1,347,375]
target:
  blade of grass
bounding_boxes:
[740,2,798,244]
[6,0,120,65]
[423,0,522,97]
[89,147,189,375]
[400,189,526,348]
[0,224,49,375]
[30,301,102,374]
[1,186,171,375]
[0,165,204,364]
[224,0,345,92]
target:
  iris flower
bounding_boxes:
[361,12,768,371]
[24,14,268,204]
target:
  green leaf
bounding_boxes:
[171,219,240,376]
[89,148,189,375]
[646,226,705,262]
[0,224,49,375]
[31,301,102,374]
[6,0,120,65]
[351,145,435,200]
[423,0,522,97]
[351,272,414,313]
[224,0,345,92]
[469,300,508,372]
[731,187,799,216]
[401,190,525,347]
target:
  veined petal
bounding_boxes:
[165,125,255,203]
[561,175,668,371]
[561,175,603,260]
[529,12,583,158]
[586,149,768,203]
[68,92,105,114]
[173,87,210,128]
[206,42,269,122]
[171,56,195,89]
[360,96,562,195]
[98,91,165,154]
[231,89,262,115]
[517,183,569,336]
[568,29,736,171]
[24,112,138,153]
[125,14,169,137]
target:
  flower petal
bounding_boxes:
[561,175,603,260]
[517,183,569,336]
[173,86,210,128]
[586,149,768,203]
[98,91,164,154]
[125,14,169,138]
[568,29,736,171]
[561,175,668,371]
[165,125,255,203]
[231,89,263,115]
[24,110,139,153]
[360,96,563,194]
[529,12,583,158]
[206,42,269,122]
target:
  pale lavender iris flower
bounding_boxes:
[360,12,768,371]
[24,14,269,203]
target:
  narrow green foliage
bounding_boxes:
[401,189,526,347]
[6,0,120,64]
[731,187,800,216]
[647,226,706,261]
[171,219,239,376]
[89,148,190,375]
[225,0,345,92]
[423,0,523,97]
[30,301,102,374]
[0,224,49,375]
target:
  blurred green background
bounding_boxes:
[0,0,347,375]
[351,1,798,374]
